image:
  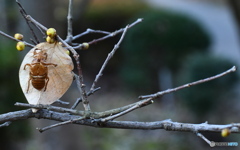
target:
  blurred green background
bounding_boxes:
[0,0,240,149]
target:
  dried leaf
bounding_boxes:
[19,42,74,112]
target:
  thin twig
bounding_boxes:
[71,18,143,50]
[14,102,85,116]
[25,15,47,33]
[89,25,129,92]
[100,99,153,122]
[72,28,111,41]
[0,121,11,128]
[16,0,40,43]
[0,31,34,47]
[15,101,144,119]
[15,98,152,120]
[53,100,70,105]
[139,66,237,99]
[196,132,214,147]
[38,116,85,133]
[65,0,73,44]
[71,87,101,109]
[88,18,143,45]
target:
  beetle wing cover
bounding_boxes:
[19,42,74,109]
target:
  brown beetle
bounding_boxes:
[24,48,57,93]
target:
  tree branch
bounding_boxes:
[139,66,237,99]
[0,31,34,47]
[65,0,73,44]
[88,18,143,45]
[16,0,40,44]
[0,121,11,128]
[72,18,143,50]
[0,109,239,134]
[89,24,129,92]
[72,28,110,41]
[196,132,213,147]
[14,65,238,132]
[71,87,101,109]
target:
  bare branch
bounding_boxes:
[71,87,101,109]
[15,99,152,121]
[0,109,240,134]
[100,99,153,122]
[16,0,40,44]
[0,121,11,128]
[54,100,70,105]
[89,25,129,92]
[65,0,73,44]
[72,28,111,41]
[25,15,48,33]
[196,132,213,147]
[88,18,143,45]
[139,66,237,99]
[38,116,85,133]
[15,102,85,116]
[71,18,143,50]
[0,31,34,47]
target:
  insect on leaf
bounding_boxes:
[19,42,74,112]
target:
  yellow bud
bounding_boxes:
[14,33,24,40]
[221,128,230,137]
[65,50,70,55]
[46,28,57,38]
[46,36,55,44]
[16,41,25,51]
[82,42,89,50]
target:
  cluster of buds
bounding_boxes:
[46,28,57,44]
[15,28,90,53]
[15,33,25,51]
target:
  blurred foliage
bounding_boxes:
[4,0,19,32]
[81,0,149,31]
[177,53,238,118]
[120,9,211,92]
[0,41,30,149]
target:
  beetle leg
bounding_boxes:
[26,77,31,93]
[44,76,49,91]
[42,62,57,67]
[24,64,31,70]
[33,48,39,55]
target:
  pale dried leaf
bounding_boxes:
[19,42,74,112]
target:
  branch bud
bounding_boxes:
[16,41,25,51]
[82,42,89,50]
[46,36,55,44]
[46,28,57,38]
[221,128,230,137]
[14,33,24,40]
[65,50,70,55]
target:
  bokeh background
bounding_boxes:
[0,0,240,149]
